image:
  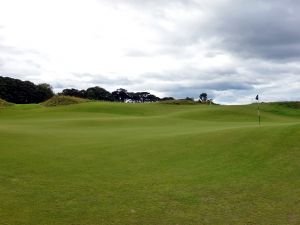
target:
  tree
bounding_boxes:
[161,97,175,101]
[146,94,160,102]
[36,83,54,102]
[0,76,53,103]
[132,92,158,102]
[185,97,194,101]
[199,93,208,102]
[86,86,113,101]
[61,88,86,98]
[112,88,130,102]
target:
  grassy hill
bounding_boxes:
[0,102,299,225]
[41,95,90,107]
[0,98,14,107]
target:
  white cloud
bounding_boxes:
[0,0,299,104]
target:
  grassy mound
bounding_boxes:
[160,99,216,105]
[0,98,14,107]
[276,101,300,109]
[41,95,89,107]
[159,99,197,105]
[262,101,300,109]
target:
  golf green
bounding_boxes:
[0,102,299,224]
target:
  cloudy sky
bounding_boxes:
[0,0,300,104]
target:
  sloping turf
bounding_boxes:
[0,102,299,225]
[0,98,14,107]
[41,95,89,107]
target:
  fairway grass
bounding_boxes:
[0,102,300,225]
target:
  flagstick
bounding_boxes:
[257,99,260,126]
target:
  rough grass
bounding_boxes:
[0,102,299,225]
[41,95,89,107]
[0,98,13,107]
[276,101,300,109]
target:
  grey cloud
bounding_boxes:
[125,70,257,99]
[0,41,45,78]
[200,81,253,91]
[0,56,42,77]
[71,73,135,86]
[52,82,65,89]
[107,0,197,8]
[0,44,25,55]
[121,0,300,61]
[126,58,299,102]
[0,44,42,56]
[143,68,239,82]
[125,49,152,57]
[212,89,255,105]
[211,0,300,61]
[42,0,300,104]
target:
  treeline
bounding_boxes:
[0,76,54,104]
[0,76,170,104]
[60,87,162,102]
[1,76,212,104]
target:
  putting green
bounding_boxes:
[0,102,299,225]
